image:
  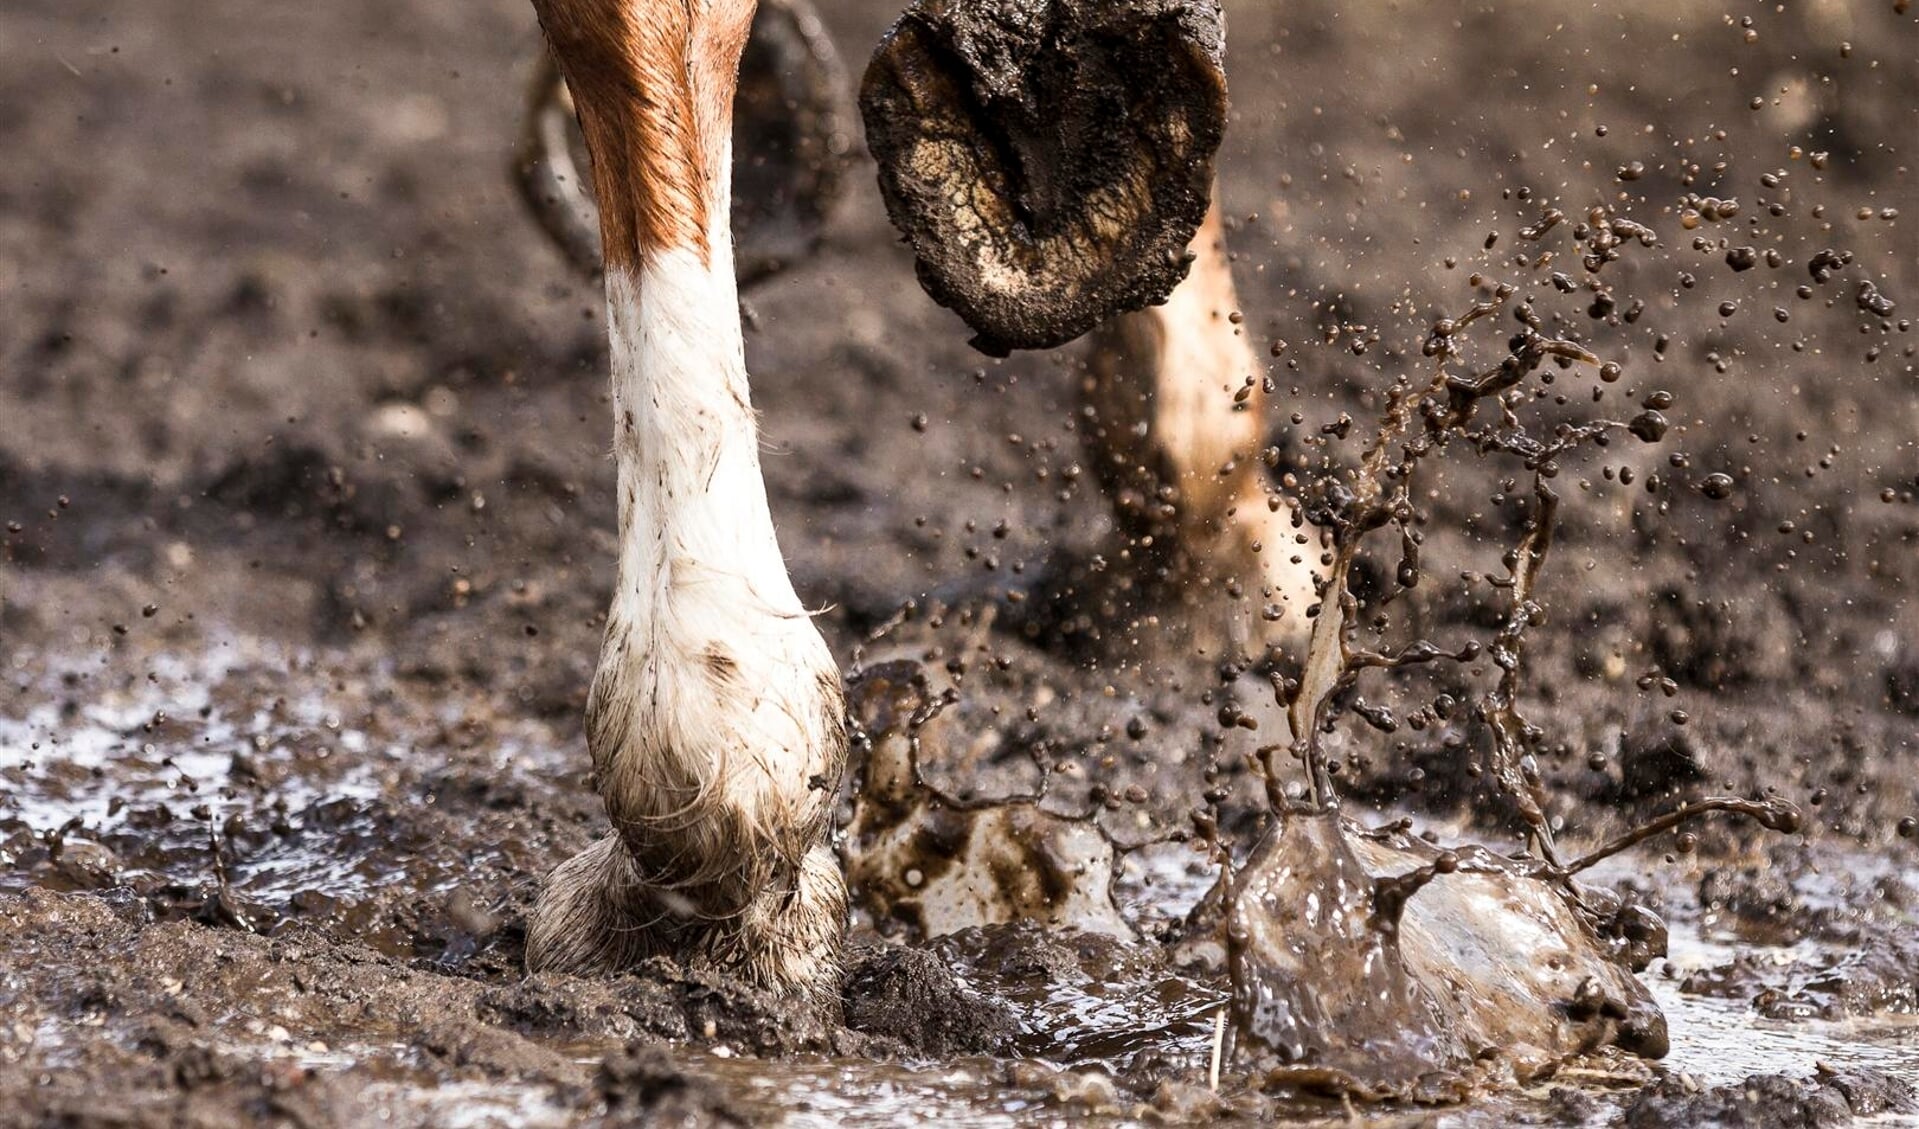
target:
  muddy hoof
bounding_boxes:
[525,836,847,1002]
[861,0,1227,355]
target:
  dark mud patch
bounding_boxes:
[1683,931,1919,1022]
[1619,1068,1916,1129]
[841,943,1021,1056]
[592,1043,753,1128]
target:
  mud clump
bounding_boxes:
[1619,1068,1915,1129]
[841,944,1020,1056]
[861,0,1226,354]
[594,1043,750,1128]
[481,960,842,1058]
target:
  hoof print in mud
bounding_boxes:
[860,0,1227,355]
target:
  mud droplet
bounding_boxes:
[1857,281,1897,318]
[1698,474,1735,501]
[1629,410,1670,443]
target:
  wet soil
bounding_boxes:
[3,0,1918,1125]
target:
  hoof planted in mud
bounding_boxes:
[526,835,847,1002]
[1226,811,1668,1098]
[861,0,1227,355]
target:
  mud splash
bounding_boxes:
[841,659,1131,940]
[1197,200,1829,1099]
[1225,811,1667,1099]
[836,641,1703,1101]
[801,189,1881,1103]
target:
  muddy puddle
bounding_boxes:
[0,637,554,958]
[1,639,386,839]
[1653,940,1919,1097]
[5,643,1916,1125]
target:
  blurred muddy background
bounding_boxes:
[2,0,1917,1125]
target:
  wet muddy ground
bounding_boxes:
[4,0,1919,1124]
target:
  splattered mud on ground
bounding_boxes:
[4,0,1919,1125]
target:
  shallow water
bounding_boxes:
[1656,928,1919,1109]
[0,639,385,838]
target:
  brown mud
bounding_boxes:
[4,0,1919,1125]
